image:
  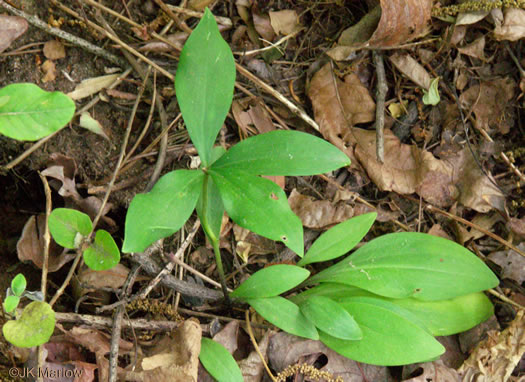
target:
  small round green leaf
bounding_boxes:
[3,301,55,348]
[83,229,120,271]
[0,83,75,141]
[3,296,20,314]
[298,212,376,266]
[230,265,310,299]
[299,296,362,340]
[11,274,27,297]
[199,337,243,382]
[49,208,92,249]
[246,296,319,340]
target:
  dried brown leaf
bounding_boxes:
[127,320,201,382]
[328,0,432,60]
[389,52,431,90]
[458,36,486,61]
[488,243,525,284]
[252,10,275,42]
[493,8,525,41]
[508,217,525,238]
[16,215,75,272]
[288,189,354,229]
[0,15,28,53]
[43,40,66,60]
[269,10,300,36]
[41,60,57,83]
[402,360,461,381]
[459,77,516,135]
[269,332,392,381]
[459,311,525,381]
[239,332,271,382]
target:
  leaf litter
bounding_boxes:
[2,0,525,380]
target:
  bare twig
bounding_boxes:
[108,265,141,382]
[426,204,525,258]
[151,0,192,34]
[245,309,276,382]
[372,50,387,163]
[56,311,180,331]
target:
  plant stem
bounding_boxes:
[200,173,230,303]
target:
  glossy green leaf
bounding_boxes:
[123,170,204,253]
[211,130,350,175]
[11,274,26,297]
[3,296,20,314]
[84,230,120,271]
[299,296,362,340]
[0,83,75,141]
[247,296,319,340]
[196,174,224,242]
[49,208,93,249]
[3,301,55,348]
[307,232,499,300]
[199,337,243,382]
[210,168,303,256]
[230,265,310,299]
[298,213,376,266]
[175,8,235,166]
[293,283,494,336]
[319,297,444,366]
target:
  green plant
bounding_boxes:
[231,213,498,366]
[49,208,120,271]
[0,83,75,141]
[2,274,56,348]
[121,9,349,295]
[117,7,499,378]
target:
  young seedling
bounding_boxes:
[49,208,120,271]
[122,9,350,298]
[2,274,56,348]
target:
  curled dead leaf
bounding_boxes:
[288,189,354,229]
[43,40,66,60]
[328,0,432,60]
[493,8,525,41]
[17,215,75,272]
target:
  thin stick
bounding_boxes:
[245,309,276,382]
[235,64,320,132]
[233,28,303,56]
[487,289,525,310]
[0,0,125,67]
[151,0,192,34]
[92,68,151,230]
[55,311,180,331]
[138,220,201,299]
[426,204,525,258]
[169,253,232,291]
[36,173,52,382]
[166,4,232,26]
[50,253,82,307]
[372,51,387,163]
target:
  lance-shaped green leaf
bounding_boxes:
[307,232,499,300]
[175,9,235,166]
[320,296,444,366]
[230,265,310,299]
[299,296,362,340]
[247,296,319,340]
[200,338,243,382]
[294,283,494,336]
[3,301,56,348]
[123,170,204,253]
[49,208,93,249]
[3,296,20,314]
[298,212,376,267]
[210,168,304,256]
[211,130,350,175]
[0,83,75,141]
[84,230,120,271]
